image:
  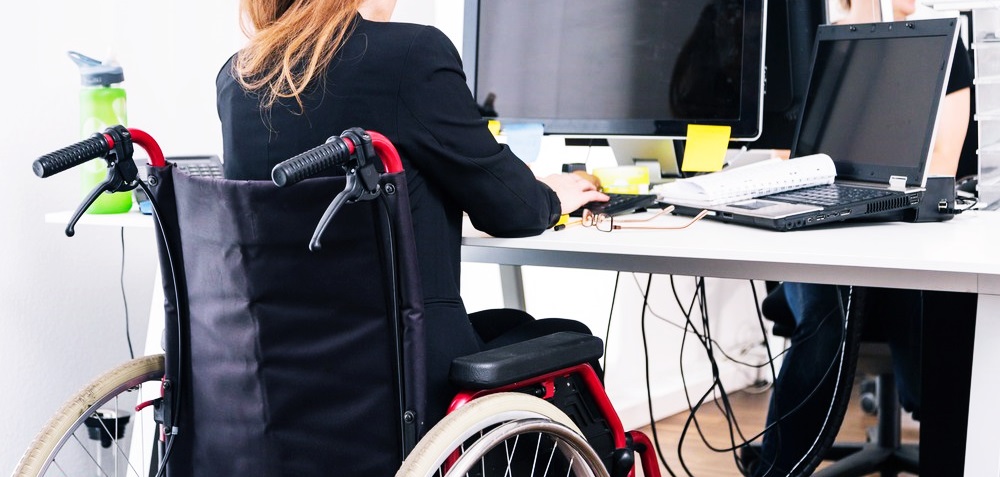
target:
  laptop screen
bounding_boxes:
[791,19,959,188]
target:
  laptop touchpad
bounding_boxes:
[722,199,823,218]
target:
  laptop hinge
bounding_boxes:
[888,175,908,192]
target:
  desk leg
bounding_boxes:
[921,291,976,475]
[965,293,1000,476]
[498,264,526,310]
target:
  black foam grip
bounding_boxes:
[271,138,352,187]
[33,134,110,178]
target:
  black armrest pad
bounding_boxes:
[450,332,604,390]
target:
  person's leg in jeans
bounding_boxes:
[863,287,923,417]
[754,283,849,476]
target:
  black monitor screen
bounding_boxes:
[745,0,826,150]
[463,0,766,139]
[792,19,959,187]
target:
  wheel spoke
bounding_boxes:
[504,435,519,477]
[396,393,609,477]
[14,355,165,477]
[542,440,557,477]
[49,458,69,477]
[564,456,574,477]
[531,433,542,477]
[72,433,112,477]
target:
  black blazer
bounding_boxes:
[217,15,561,419]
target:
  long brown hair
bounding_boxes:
[234,0,363,110]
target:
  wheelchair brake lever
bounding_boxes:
[308,170,381,251]
[306,128,386,251]
[64,155,140,237]
[63,127,141,237]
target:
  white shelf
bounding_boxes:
[974,6,1000,205]
[925,0,1000,10]
[974,75,1000,85]
[975,107,1000,120]
[44,209,153,229]
[973,39,1000,49]
[977,140,1000,153]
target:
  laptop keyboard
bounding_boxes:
[570,193,659,217]
[766,184,894,207]
[175,157,223,178]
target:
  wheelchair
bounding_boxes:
[17,126,661,477]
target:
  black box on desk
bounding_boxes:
[871,175,957,223]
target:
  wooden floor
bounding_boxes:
[634,379,919,476]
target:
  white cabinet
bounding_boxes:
[928,0,1000,205]
[970,5,1000,205]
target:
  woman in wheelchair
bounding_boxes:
[219,0,610,429]
[20,2,662,475]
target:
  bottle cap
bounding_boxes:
[68,51,124,87]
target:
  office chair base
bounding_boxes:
[813,443,919,477]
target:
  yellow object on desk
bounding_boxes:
[592,166,650,194]
[681,124,731,172]
[553,214,569,231]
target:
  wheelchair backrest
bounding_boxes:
[147,166,425,476]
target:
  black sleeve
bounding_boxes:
[396,26,561,237]
[947,38,973,94]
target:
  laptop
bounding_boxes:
[667,18,960,231]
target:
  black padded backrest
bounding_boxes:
[148,166,425,476]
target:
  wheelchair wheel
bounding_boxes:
[13,354,165,477]
[397,392,609,477]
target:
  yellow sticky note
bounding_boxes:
[681,124,731,173]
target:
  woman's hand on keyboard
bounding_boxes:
[539,173,609,214]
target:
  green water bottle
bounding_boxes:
[70,51,132,214]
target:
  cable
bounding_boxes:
[787,286,852,476]
[639,274,745,476]
[601,272,621,372]
[739,287,853,476]
[674,277,747,475]
[120,226,134,360]
[632,274,781,369]
[943,195,978,214]
[662,276,850,476]
[639,273,678,477]
[749,281,777,384]
[632,273,853,476]
[139,177,186,477]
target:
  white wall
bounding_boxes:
[0,0,773,473]
[0,1,244,473]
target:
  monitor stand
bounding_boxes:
[607,138,681,184]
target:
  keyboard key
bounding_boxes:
[766,184,892,207]
[570,193,659,217]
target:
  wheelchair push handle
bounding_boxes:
[270,136,355,187]
[272,128,402,251]
[271,129,402,187]
[33,133,115,178]
[33,126,166,178]
[33,126,165,237]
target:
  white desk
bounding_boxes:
[461,210,1000,476]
